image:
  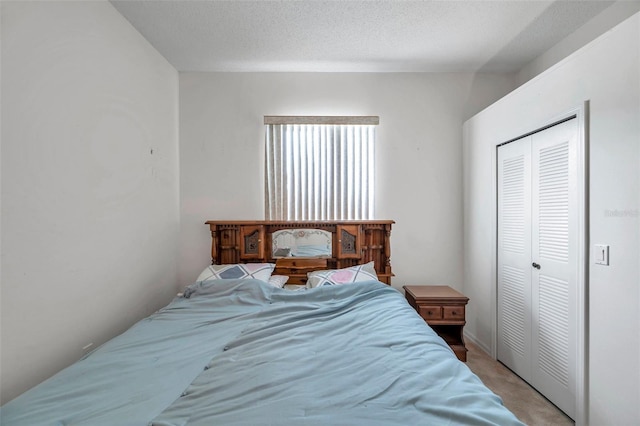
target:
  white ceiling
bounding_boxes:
[110,0,618,73]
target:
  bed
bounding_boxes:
[1,265,523,425]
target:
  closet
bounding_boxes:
[497,117,579,419]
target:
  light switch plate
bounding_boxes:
[594,244,609,265]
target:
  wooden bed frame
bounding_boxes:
[205,220,394,285]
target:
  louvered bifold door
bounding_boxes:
[498,118,578,420]
[497,137,533,382]
[530,119,577,419]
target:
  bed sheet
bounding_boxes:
[1,279,524,426]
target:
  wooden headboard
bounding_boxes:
[205,220,394,285]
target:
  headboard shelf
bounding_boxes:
[205,220,394,284]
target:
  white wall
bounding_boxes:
[515,1,640,86]
[463,13,639,425]
[1,1,179,404]
[179,72,515,289]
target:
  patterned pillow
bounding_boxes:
[196,263,275,283]
[268,275,289,288]
[306,261,378,288]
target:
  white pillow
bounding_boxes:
[306,261,378,288]
[197,263,275,283]
[268,275,289,288]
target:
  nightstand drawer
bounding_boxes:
[418,305,442,320]
[403,285,469,362]
[443,306,465,321]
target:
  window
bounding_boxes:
[265,116,378,221]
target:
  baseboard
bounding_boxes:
[464,331,494,358]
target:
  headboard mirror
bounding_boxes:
[271,228,332,258]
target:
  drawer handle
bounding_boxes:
[451,311,457,315]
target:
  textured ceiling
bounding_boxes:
[110,0,616,73]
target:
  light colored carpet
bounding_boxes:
[465,341,574,426]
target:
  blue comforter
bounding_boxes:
[1,279,523,425]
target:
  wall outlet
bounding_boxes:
[81,343,94,355]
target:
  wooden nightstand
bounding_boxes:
[403,285,469,362]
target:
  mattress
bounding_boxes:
[1,279,524,425]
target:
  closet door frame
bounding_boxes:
[491,102,589,426]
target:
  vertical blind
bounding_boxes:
[265,118,377,221]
